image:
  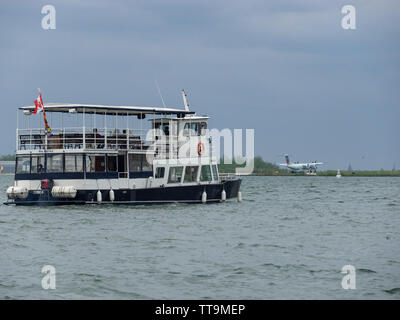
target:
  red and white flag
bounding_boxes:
[33,91,44,114]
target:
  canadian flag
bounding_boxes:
[33,92,44,114]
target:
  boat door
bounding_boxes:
[118,151,129,188]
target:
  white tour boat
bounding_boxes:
[5,91,241,205]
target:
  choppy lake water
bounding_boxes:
[0,175,399,299]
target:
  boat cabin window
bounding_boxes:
[31,155,45,173]
[200,122,207,136]
[212,165,218,181]
[86,154,106,172]
[142,155,152,171]
[129,154,141,172]
[200,165,212,181]
[184,166,198,182]
[107,155,118,172]
[65,154,83,172]
[155,167,165,178]
[129,154,152,172]
[168,166,183,183]
[16,156,31,174]
[47,154,63,173]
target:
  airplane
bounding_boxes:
[279,154,323,173]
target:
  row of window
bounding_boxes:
[16,154,152,174]
[154,122,207,136]
[16,155,219,182]
[155,165,218,183]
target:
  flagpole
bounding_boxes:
[35,89,52,149]
[16,109,18,152]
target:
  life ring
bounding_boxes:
[197,142,205,155]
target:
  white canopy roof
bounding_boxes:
[20,103,195,116]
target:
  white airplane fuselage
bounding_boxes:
[280,162,321,171]
[279,155,323,172]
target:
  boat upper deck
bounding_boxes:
[16,103,212,159]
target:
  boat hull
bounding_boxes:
[7,179,241,206]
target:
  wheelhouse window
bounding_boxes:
[16,156,30,174]
[107,155,117,172]
[168,166,183,183]
[154,122,170,137]
[184,166,198,182]
[31,155,45,173]
[183,123,202,136]
[65,154,83,172]
[47,154,63,173]
[190,123,199,136]
[200,165,212,181]
[212,165,219,181]
[183,123,191,136]
[155,167,165,178]
[86,154,105,172]
[200,122,207,136]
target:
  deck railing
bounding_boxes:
[17,128,213,159]
[17,127,149,152]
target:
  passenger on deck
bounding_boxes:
[163,125,169,136]
[37,163,44,173]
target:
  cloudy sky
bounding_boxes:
[1,0,399,169]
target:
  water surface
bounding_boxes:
[0,175,399,299]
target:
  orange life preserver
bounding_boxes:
[197,142,205,155]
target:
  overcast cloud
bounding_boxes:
[0,0,399,169]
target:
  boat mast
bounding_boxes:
[182,89,189,112]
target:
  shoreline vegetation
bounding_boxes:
[0,154,15,161]
[1,154,399,177]
[218,156,400,177]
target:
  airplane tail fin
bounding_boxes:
[285,154,290,165]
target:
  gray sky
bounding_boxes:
[1,0,399,170]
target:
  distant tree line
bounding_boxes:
[0,154,15,161]
[218,156,285,175]
[217,156,400,176]
[318,170,400,177]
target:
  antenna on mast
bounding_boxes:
[181,89,189,112]
[154,79,166,108]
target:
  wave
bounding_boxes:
[384,288,400,295]
[358,268,377,274]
